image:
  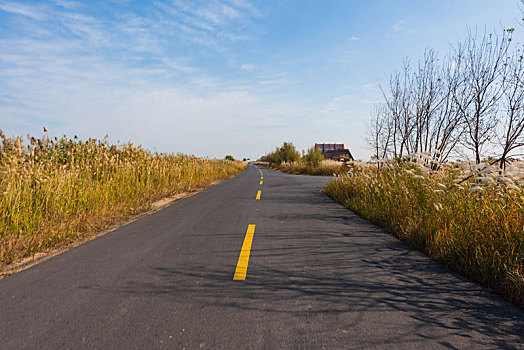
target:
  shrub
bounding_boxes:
[303,146,324,167]
[261,142,301,165]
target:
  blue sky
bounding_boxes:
[1,0,523,160]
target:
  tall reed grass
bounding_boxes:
[0,131,245,268]
[323,159,524,307]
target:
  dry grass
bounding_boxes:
[323,157,524,307]
[257,160,349,176]
[0,131,246,268]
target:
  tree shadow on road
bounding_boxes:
[102,178,523,349]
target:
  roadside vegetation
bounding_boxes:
[326,27,524,307]
[0,130,246,269]
[258,141,350,176]
[324,157,524,308]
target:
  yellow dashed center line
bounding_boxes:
[232,167,264,279]
[233,224,256,280]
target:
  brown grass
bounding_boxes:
[323,160,524,308]
[0,131,246,268]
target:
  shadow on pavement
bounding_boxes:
[101,173,523,348]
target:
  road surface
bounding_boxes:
[0,165,523,349]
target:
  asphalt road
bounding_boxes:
[0,164,523,349]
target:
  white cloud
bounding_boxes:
[349,36,360,41]
[59,15,111,47]
[259,79,287,86]
[319,84,381,115]
[54,0,82,10]
[0,2,47,20]
[229,0,263,18]
[151,0,260,48]
[392,20,405,32]
[222,4,242,19]
[240,63,255,71]
[0,34,357,159]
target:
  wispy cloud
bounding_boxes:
[0,0,264,92]
[349,36,360,41]
[0,1,48,20]
[152,0,260,48]
[54,0,81,10]
[240,63,255,71]
[229,0,262,18]
[392,20,405,32]
[388,19,417,37]
[319,84,381,114]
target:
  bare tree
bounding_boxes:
[452,29,511,163]
[499,42,524,168]
[428,55,466,162]
[379,73,400,158]
[367,104,391,161]
[410,49,444,154]
[379,60,414,159]
[370,29,517,164]
[397,60,415,157]
[381,49,464,162]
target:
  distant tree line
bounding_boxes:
[260,142,324,167]
[369,28,524,167]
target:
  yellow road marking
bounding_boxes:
[261,176,263,179]
[260,180,263,185]
[256,190,261,200]
[233,224,256,280]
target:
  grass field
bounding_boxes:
[0,132,246,268]
[323,159,524,308]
